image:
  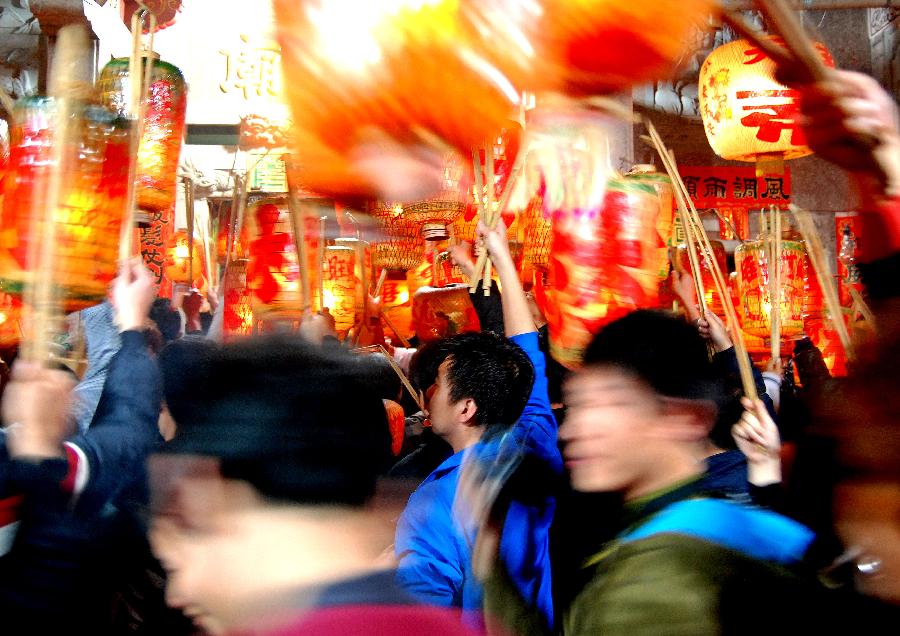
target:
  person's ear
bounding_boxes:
[458,397,479,427]
[654,398,715,442]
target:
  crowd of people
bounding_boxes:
[0,68,898,635]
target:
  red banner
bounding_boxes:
[676,166,792,241]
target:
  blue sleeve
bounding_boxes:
[69,330,163,513]
[508,333,562,474]
[394,483,462,607]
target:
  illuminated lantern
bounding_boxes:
[272,0,523,202]
[98,56,187,223]
[0,293,22,348]
[522,192,552,278]
[222,258,253,339]
[699,38,834,165]
[677,240,728,318]
[0,97,128,311]
[164,229,205,287]
[625,165,674,282]
[322,244,357,332]
[380,275,414,343]
[371,204,425,271]
[247,199,303,319]
[735,238,807,339]
[412,284,480,343]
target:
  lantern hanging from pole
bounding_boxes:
[322,245,357,333]
[98,56,187,224]
[0,97,128,311]
[412,283,480,343]
[699,38,834,166]
[625,165,674,281]
[735,238,807,339]
[165,228,204,287]
[370,204,425,271]
[677,239,728,318]
[400,153,469,241]
[247,199,305,320]
[222,258,254,340]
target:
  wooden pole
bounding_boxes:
[183,177,195,287]
[483,143,496,295]
[318,215,326,312]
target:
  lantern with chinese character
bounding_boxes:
[247,199,304,319]
[98,57,187,223]
[0,97,129,311]
[625,165,674,281]
[322,244,357,332]
[699,38,834,166]
[677,240,728,318]
[380,275,413,343]
[371,204,425,271]
[140,203,175,296]
[412,283,480,343]
[165,229,205,287]
[222,258,254,339]
[735,238,807,339]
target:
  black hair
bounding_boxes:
[410,332,534,437]
[150,298,182,344]
[583,309,724,406]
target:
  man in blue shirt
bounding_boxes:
[395,221,562,630]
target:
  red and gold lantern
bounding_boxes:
[322,244,357,332]
[412,283,480,343]
[0,97,128,310]
[98,57,187,223]
[222,258,254,339]
[735,238,807,339]
[625,165,674,281]
[699,38,834,164]
[247,199,304,319]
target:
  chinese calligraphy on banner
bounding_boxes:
[676,166,792,241]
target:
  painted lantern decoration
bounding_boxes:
[735,238,807,339]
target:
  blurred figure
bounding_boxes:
[396,221,561,630]
[150,334,482,635]
[479,310,817,635]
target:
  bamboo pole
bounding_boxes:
[470,149,487,292]
[848,287,876,327]
[768,208,782,362]
[791,204,854,359]
[183,177,195,287]
[483,143,496,295]
[353,344,424,412]
[646,121,759,401]
[318,215,326,312]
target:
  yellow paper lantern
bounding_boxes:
[699,38,834,162]
[322,245,357,332]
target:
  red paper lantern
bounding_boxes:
[247,199,304,319]
[165,229,205,287]
[0,97,128,311]
[222,258,254,339]
[412,283,480,343]
[98,57,187,223]
[322,244,358,332]
[546,176,660,368]
[735,239,807,339]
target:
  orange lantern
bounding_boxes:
[0,97,128,311]
[222,258,254,339]
[412,283,480,343]
[735,238,807,339]
[272,0,522,202]
[625,165,674,282]
[164,229,205,287]
[98,57,187,223]
[699,38,834,165]
[247,199,305,319]
[677,240,728,318]
[0,292,22,348]
[322,245,357,332]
